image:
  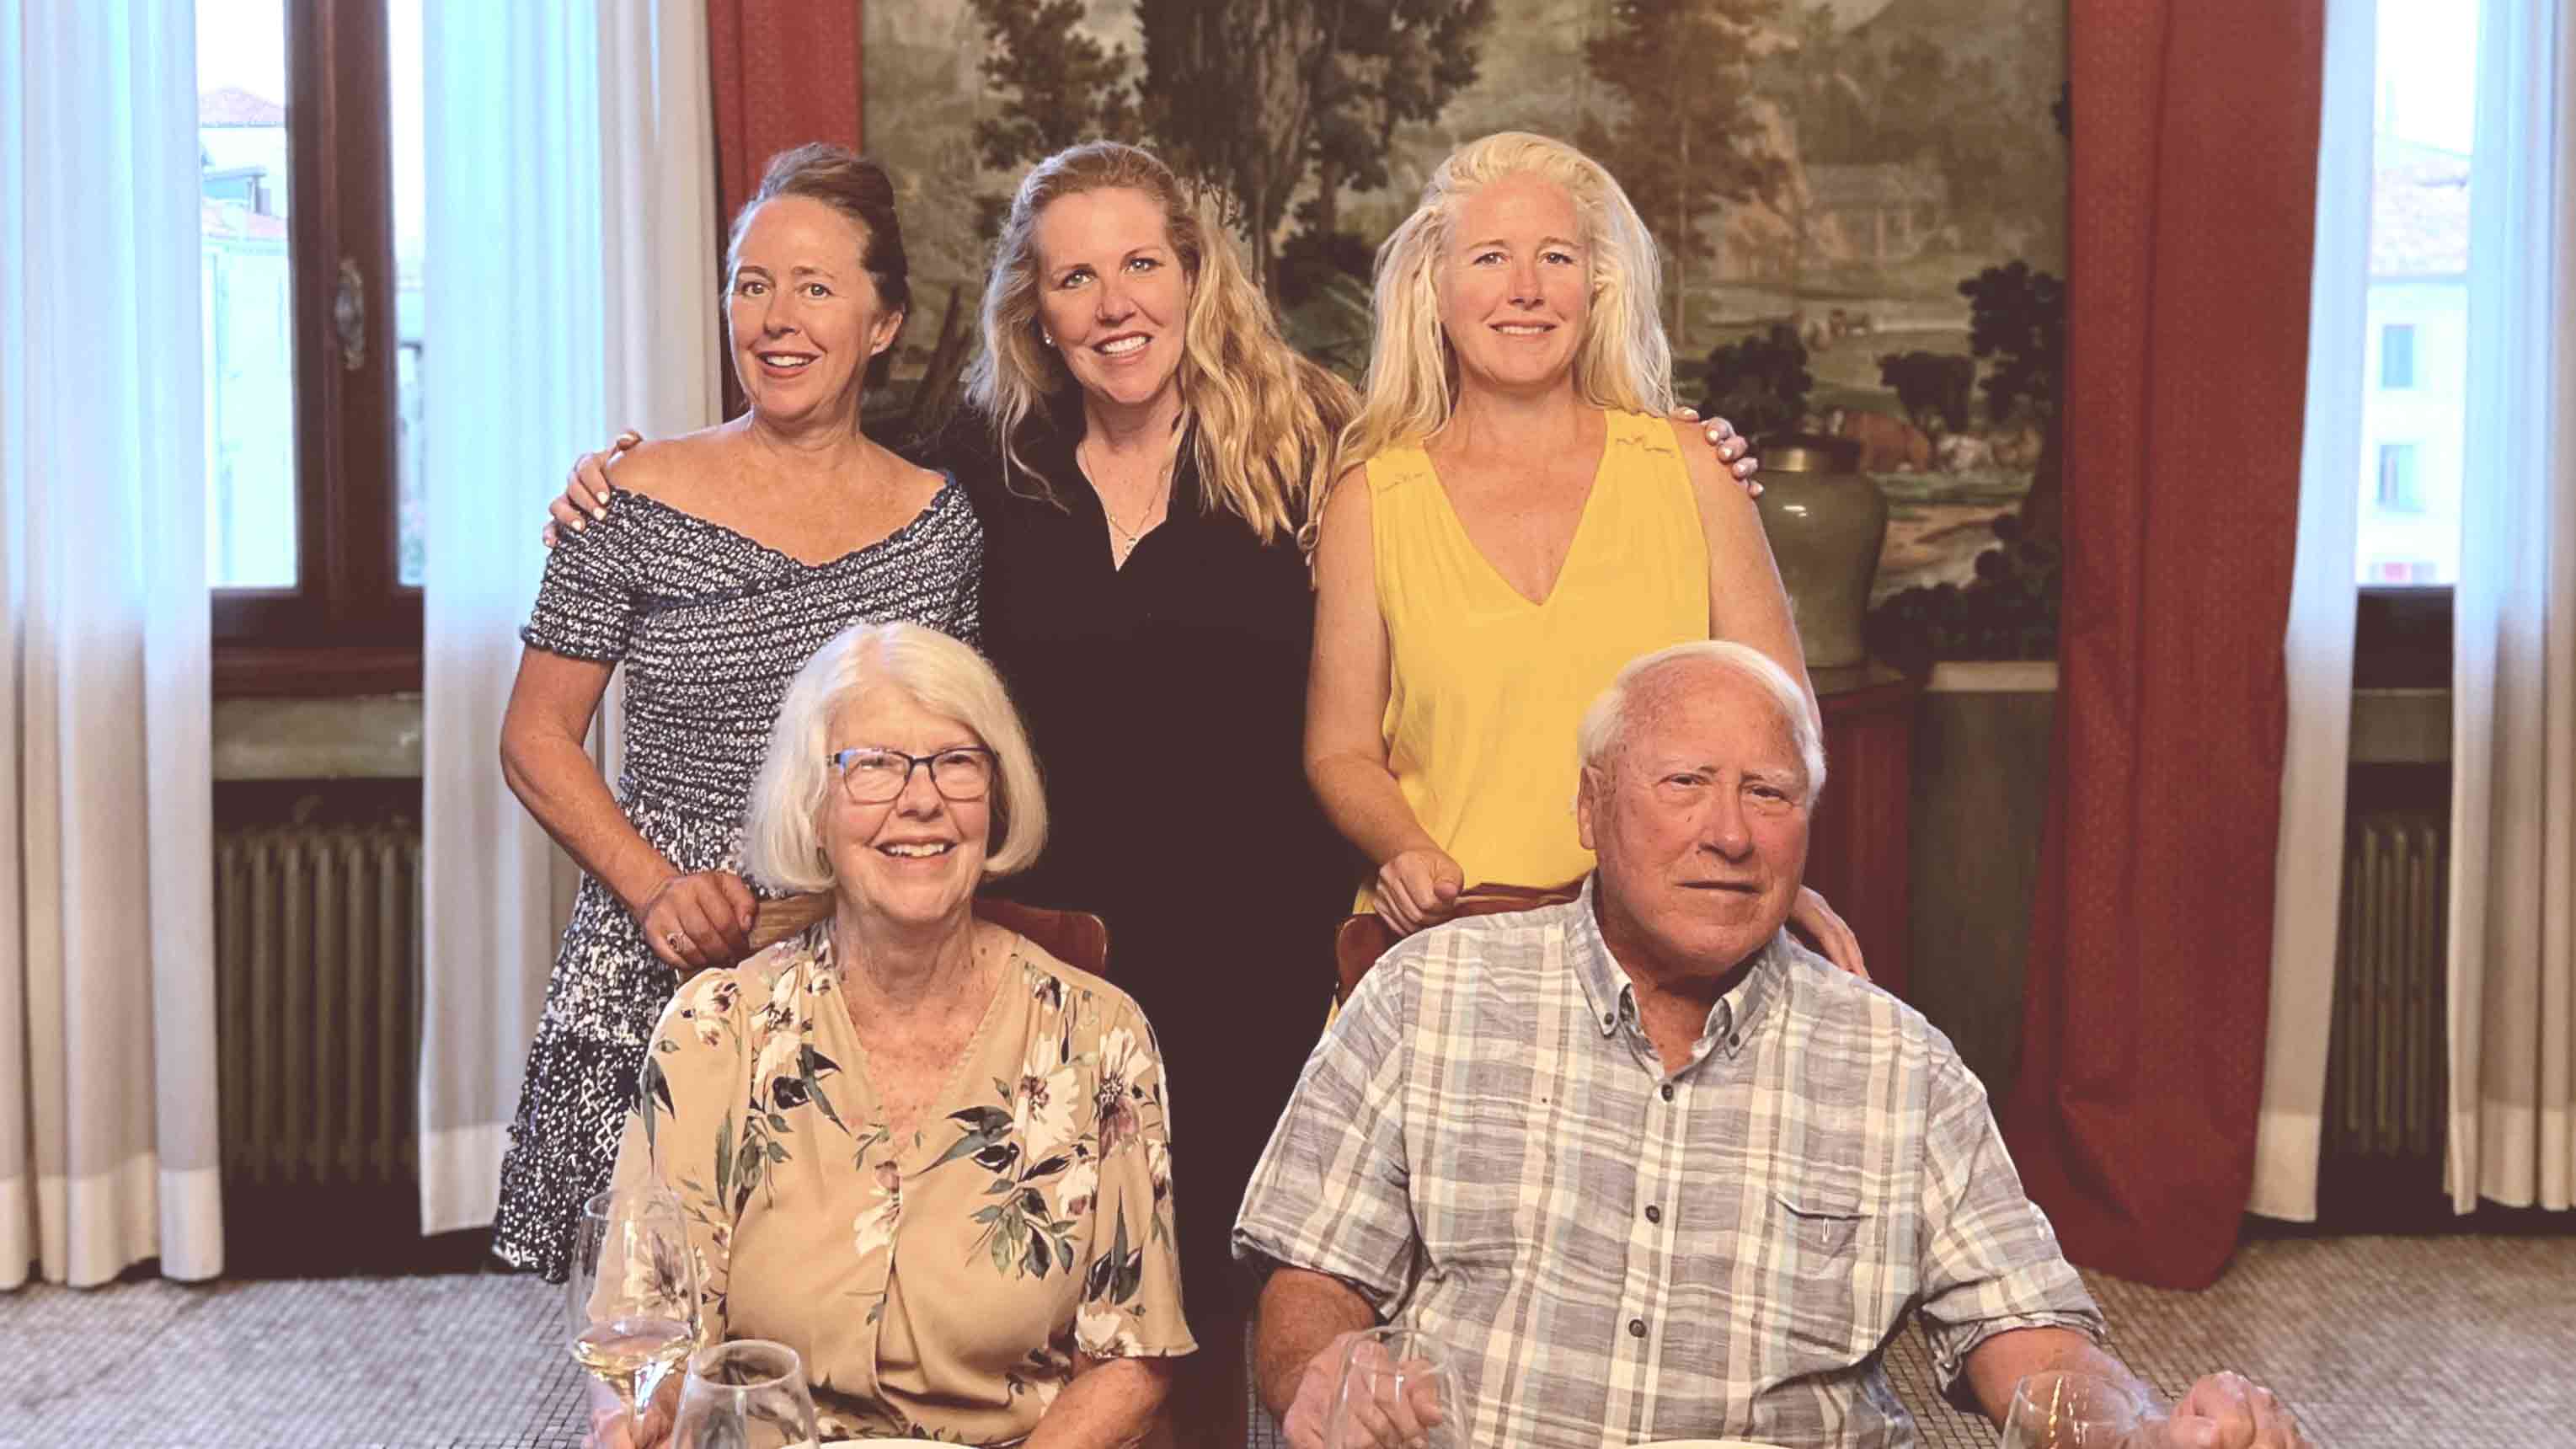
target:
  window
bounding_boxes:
[2354,0,2474,586]
[2376,442,2424,511]
[2380,323,2417,388]
[198,0,424,693]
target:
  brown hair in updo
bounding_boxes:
[726,142,911,320]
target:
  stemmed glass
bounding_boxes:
[567,1185,703,1432]
[674,1339,820,1449]
[1326,1328,1463,1449]
[2001,1370,2146,1448]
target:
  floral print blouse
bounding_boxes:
[607,924,1196,1443]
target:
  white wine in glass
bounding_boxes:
[2001,1369,2146,1448]
[567,1185,703,1425]
[571,1315,697,1413]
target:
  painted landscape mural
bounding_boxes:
[863,0,2066,651]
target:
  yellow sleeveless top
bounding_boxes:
[1363,409,1710,907]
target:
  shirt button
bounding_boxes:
[1627,1318,1647,1339]
[1643,1204,1662,1224]
[1659,1083,1675,1102]
[1729,1033,1742,1050]
[1603,1013,1617,1029]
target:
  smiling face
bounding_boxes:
[1437,170,1590,397]
[819,688,991,933]
[1029,186,1190,414]
[1577,660,1811,988]
[726,195,904,428]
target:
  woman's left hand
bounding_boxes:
[1673,408,1762,497]
[1790,885,1868,981]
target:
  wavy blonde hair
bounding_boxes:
[1339,131,1672,472]
[965,142,1355,545]
[742,622,1048,892]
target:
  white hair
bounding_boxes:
[740,622,1048,892]
[1576,641,1826,805]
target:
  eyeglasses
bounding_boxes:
[829,746,996,805]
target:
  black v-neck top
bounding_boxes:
[911,407,1355,1315]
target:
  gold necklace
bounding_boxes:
[1077,437,1175,567]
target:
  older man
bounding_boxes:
[1235,641,2306,1449]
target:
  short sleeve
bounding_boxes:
[1075,993,1197,1359]
[1230,961,1417,1315]
[1912,1051,2108,1405]
[948,520,983,647]
[608,965,757,1345]
[521,498,645,660]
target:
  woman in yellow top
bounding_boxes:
[1307,131,1862,970]
[608,621,1191,1446]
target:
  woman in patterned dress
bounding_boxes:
[492,145,981,1281]
[605,622,1190,1445]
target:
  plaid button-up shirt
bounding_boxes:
[1234,880,2104,1449]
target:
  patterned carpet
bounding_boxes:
[4,1233,2569,1447]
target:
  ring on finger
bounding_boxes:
[664,930,687,952]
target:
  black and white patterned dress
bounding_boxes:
[492,482,981,1281]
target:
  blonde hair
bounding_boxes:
[1339,131,1672,472]
[965,142,1355,545]
[742,623,1048,892]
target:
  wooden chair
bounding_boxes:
[1333,880,1585,1002]
[747,892,1111,978]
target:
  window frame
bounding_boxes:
[2380,320,2418,388]
[210,0,420,697]
[2375,440,2425,512]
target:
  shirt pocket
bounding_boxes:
[1767,1189,1879,1371]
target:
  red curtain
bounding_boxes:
[2001,2,2324,1291]
[706,0,865,228]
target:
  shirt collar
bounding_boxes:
[1569,873,1784,1056]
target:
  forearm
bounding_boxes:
[1254,1267,1379,1421]
[1023,1355,1173,1449]
[1307,751,1440,869]
[1960,1325,2153,1428]
[499,728,674,912]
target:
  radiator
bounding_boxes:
[2324,810,2448,1161]
[214,821,422,1188]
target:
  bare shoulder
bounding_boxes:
[1311,463,1376,569]
[1319,463,1375,530]
[1664,414,1757,526]
[611,426,739,509]
[1660,414,1727,485]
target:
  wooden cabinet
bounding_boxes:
[1806,663,1924,1002]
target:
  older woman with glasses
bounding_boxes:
[607,620,1191,1446]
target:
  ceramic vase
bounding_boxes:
[1753,432,1888,671]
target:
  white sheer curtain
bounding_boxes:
[0,0,223,1287]
[417,0,717,1238]
[2449,0,2574,1213]
[2251,0,2375,1222]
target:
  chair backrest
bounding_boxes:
[746,892,1111,978]
[1333,880,1585,1002]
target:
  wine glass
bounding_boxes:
[1325,1328,1463,1449]
[567,1185,703,1431]
[674,1339,819,1449]
[2001,1370,2146,1448]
